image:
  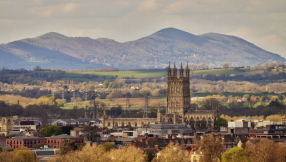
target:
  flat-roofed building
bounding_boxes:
[228,121,251,135]
[137,122,193,137]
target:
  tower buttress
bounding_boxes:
[180,62,184,78]
[173,62,177,78]
[185,62,190,79]
[167,62,172,78]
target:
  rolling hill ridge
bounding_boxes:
[0,28,284,69]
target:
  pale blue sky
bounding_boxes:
[0,0,285,57]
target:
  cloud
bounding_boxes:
[28,3,78,17]
[62,3,78,14]
[260,34,282,44]
[137,0,159,11]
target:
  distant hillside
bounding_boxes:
[0,28,284,69]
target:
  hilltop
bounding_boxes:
[0,28,284,69]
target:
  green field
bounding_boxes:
[191,67,263,76]
[5,67,276,82]
[193,92,276,97]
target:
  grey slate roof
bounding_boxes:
[35,151,55,156]
[6,131,25,137]
[9,136,45,140]
[47,134,82,139]
[0,141,6,146]
[0,145,12,150]
[47,118,101,124]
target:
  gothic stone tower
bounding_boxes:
[166,62,190,122]
[0,117,13,136]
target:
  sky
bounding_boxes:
[0,0,285,57]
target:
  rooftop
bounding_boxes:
[8,136,45,140]
[47,134,82,139]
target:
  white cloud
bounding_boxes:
[62,3,78,14]
[137,0,159,11]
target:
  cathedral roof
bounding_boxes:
[186,110,213,114]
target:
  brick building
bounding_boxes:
[6,136,46,149]
[46,134,84,148]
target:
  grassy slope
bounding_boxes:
[192,92,274,98]
[61,97,166,110]
[8,67,270,80]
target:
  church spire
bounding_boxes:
[180,62,184,78]
[185,62,189,79]
[173,62,177,78]
[167,62,171,78]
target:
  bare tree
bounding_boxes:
[189,63,197,71]
[222,62,229,69]
[256,62,261,68]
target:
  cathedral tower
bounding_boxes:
[166,62,190,120]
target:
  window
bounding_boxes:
[108,122,110,126]
[48,140,50,143]
[51,140,53,143]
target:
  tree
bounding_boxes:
[222,147,250,162]
[271,96,279,102]
[198,135,223,162]
[40,125,63,137]
[202,98,220,110]
[215,118,228,127]
[13,150,34,162]
[33,66,41,71]
[60,139,78,155]
[246,138,277,162]
[103,80,109,88]
[222,62,229,69]
[41,109,48,128]
[256,62,261,69]
[56,99,66,107]
[37,96,55,105]
[189,63,197,71]
[147,151,155,162]
[278,94,284,101]
[153,142,189,162]
[82,125,98,143]
[99,143,114,152]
